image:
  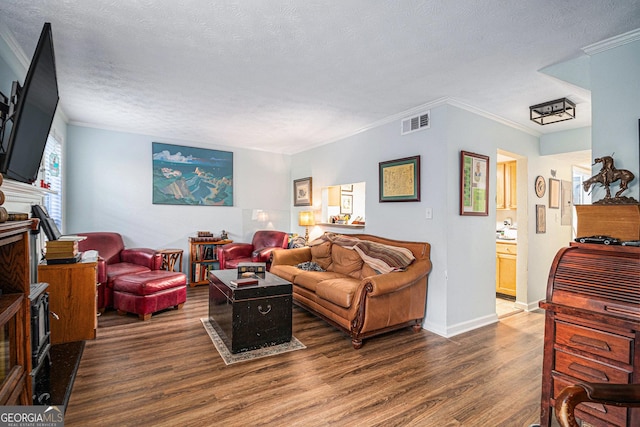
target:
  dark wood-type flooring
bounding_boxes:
[64,285,545,426]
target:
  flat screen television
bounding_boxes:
[0,22,59,184]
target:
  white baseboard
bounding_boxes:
[524,299,544,312]
[423,313,499,338]
[421,300,544,338]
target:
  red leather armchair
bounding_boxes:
[217,230,289,270]
[78,232,162,311]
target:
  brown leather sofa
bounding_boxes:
[78,232,162,311]
[217,230,289,270]
[270,233,431,348]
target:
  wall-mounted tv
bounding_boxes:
[0,22,59,184]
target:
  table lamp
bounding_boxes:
[298,211,315,244]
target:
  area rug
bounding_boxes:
[200,318,305,365]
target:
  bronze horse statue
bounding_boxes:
[582,156,635,199]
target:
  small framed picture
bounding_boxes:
[379,155,421,202]
[536,204,546,233]
[460,151,489,216]
[293,177,312,206]
[340,194,353,214]
[549,178,560,209]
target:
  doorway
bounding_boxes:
[496,150,523,319]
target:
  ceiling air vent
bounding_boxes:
[401,111,430,135]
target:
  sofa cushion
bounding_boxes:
[113,271,186,295]
[310,241,332,270]
[106,263,150,283]
[294,271,346,292]
[269,265,300,283]
[316,277,361,309]
[330,245,364,278]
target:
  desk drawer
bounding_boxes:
[555,321,632,364]
[555,350,631,384]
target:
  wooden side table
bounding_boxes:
[158,249,184,272]
[37,260,98,344]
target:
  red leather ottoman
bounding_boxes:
[113,271,187,320]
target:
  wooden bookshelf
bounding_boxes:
[188,238,232,287]
[0,220,35,404]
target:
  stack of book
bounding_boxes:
[45,240,80,264]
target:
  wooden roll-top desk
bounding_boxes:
[539,242,639,426]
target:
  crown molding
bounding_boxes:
[290,97,540,154]
[582,28,640,55]
[0,23,29,77]
[446,98,541,137]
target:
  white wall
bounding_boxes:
[540,127,591,156]
[290,103,576,336]
[65,125,291,271]
[590,39,640,201]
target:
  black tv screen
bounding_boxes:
[0,22,59,184]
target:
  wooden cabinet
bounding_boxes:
[496,161,517,210]
[495,241,516,297]
[37,261,98,344]
[0,220,35,404]
[188,238,232,287]
[539,242,639,427]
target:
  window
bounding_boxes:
[42,134,62,231]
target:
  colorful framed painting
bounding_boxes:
[152,142,233,206]
[460,151,489,216]
[293,177,312,206]
[379,155,421,202]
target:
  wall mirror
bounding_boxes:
[320,182,365,227]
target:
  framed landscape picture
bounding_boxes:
[152,142,233,206]
[379,155,421,202]
[294,177,312,206]
[460,151,489,216]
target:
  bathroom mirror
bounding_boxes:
[320,182,365,227]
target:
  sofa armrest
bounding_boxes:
[271,247,311,266]
[120,248,162,270]
[251,246,282,263]
[362,259,432,297]
[96,257,107,284]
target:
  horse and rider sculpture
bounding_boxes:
[582,155,635,201]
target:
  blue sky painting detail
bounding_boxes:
[152,142,233,206]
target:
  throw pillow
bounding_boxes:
[296,261,326,272]
[310,241,332,270]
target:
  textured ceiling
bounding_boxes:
[1,1,639,154]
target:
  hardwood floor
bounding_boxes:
[64,285,544,426]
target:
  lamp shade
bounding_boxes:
[298,211,315,226]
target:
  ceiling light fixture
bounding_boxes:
[529,98,576,125]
